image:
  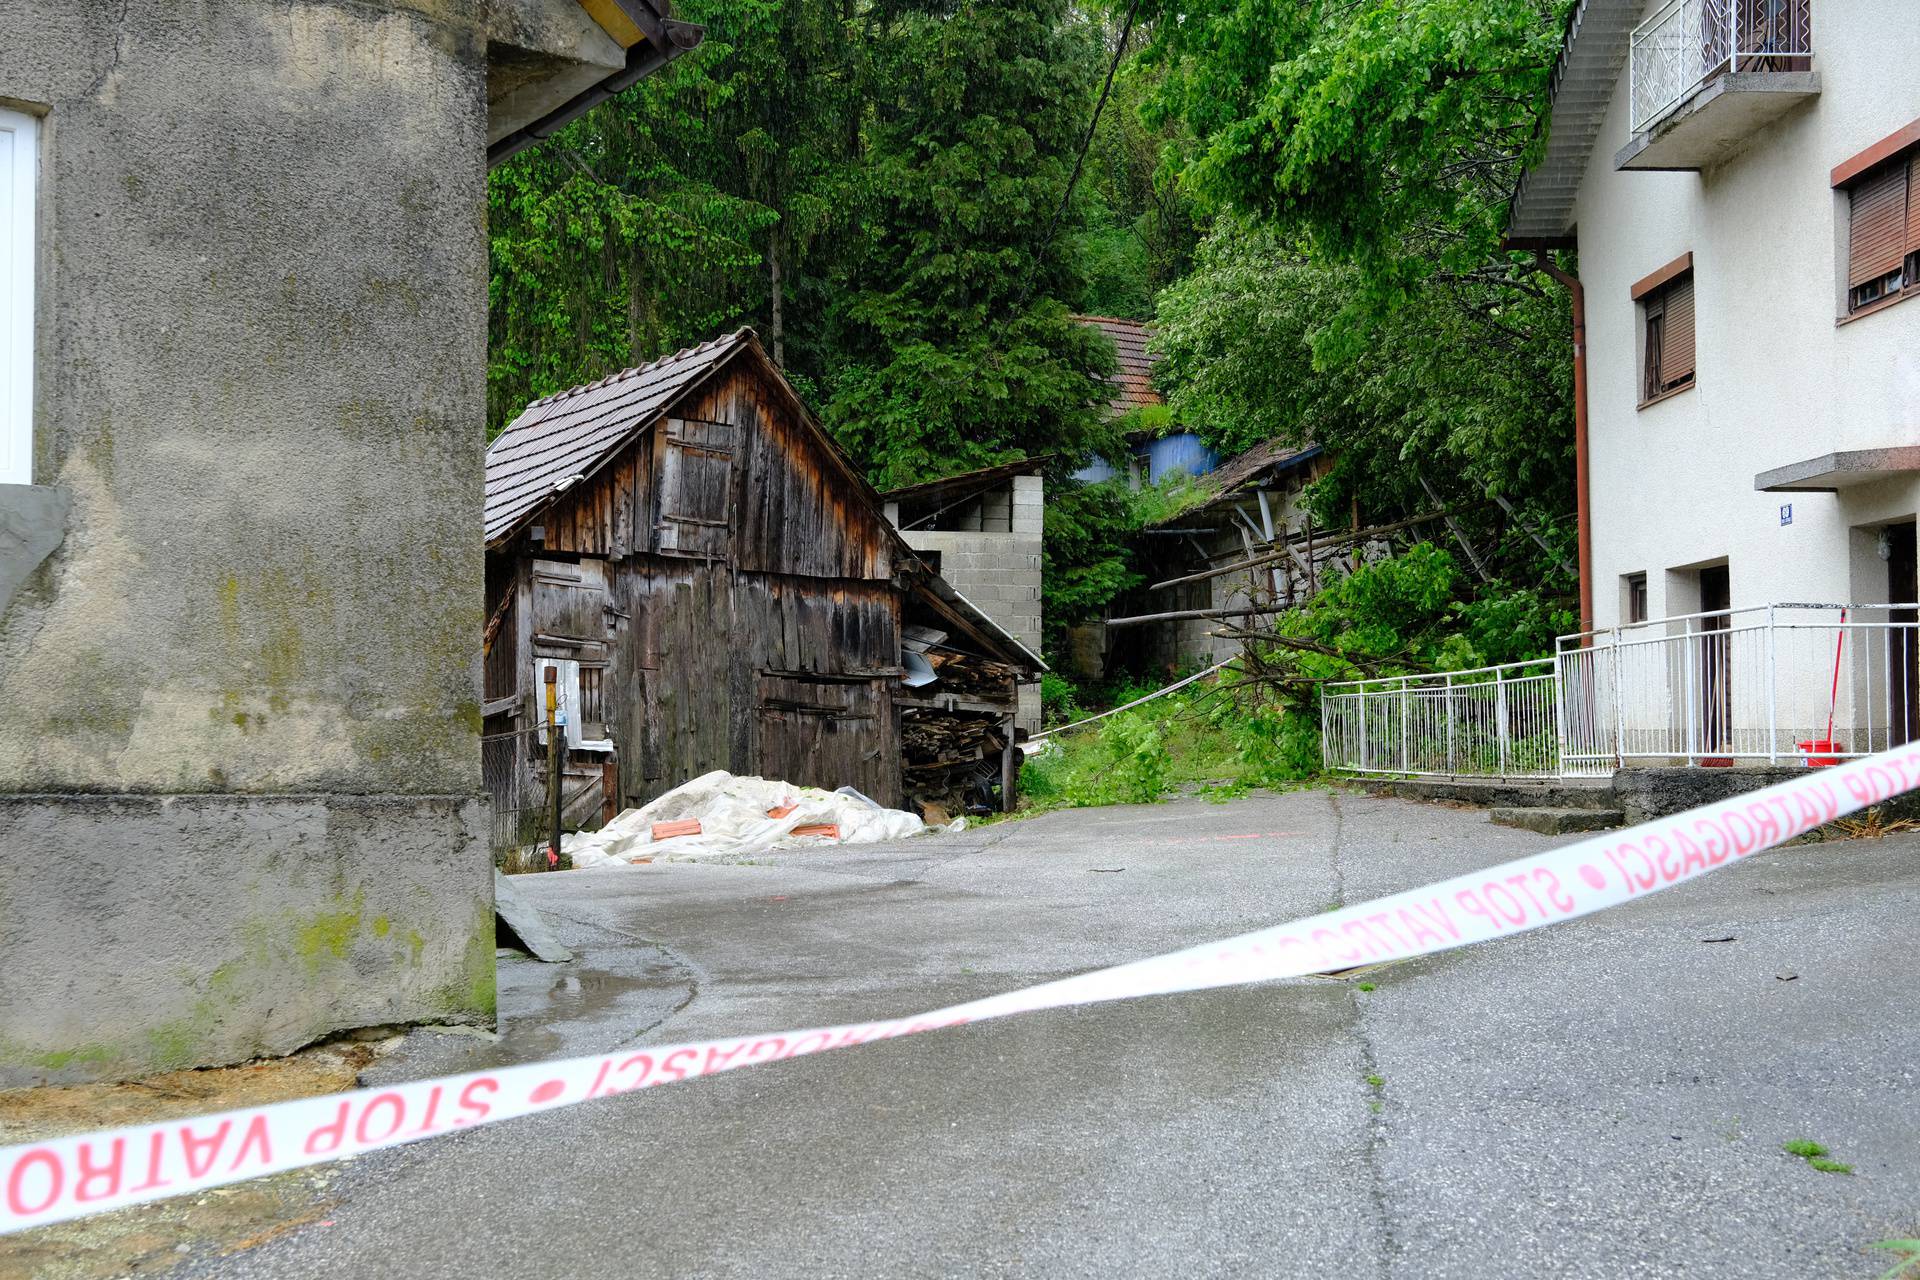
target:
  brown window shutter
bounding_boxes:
[1662,275,1695,383]
[1642,291,1666,401]
[1908,152,1920,258]
[1848,160,1909,286]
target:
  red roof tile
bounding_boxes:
[1075,315,1163,417]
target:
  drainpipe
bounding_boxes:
[1536,252,1592,633]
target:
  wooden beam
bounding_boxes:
[1145,511,1450,593]
[1104,605,1283,630]
[1418,473,1491,583]
[1487,489,1577,579]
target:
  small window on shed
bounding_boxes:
[657,418,736,557]
[1632,254,1695,406]
[662,441,732,525]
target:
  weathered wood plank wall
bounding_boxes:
[492,350,911,812]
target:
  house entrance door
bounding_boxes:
[1698,565,1731,758]
[1888,522,1918,748]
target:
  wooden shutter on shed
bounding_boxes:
[1848,159,1909,287]
[657,417,737,558]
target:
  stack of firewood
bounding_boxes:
[924,651,1018,700]
[901,708,1008,818]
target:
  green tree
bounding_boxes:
[1146,0,1570,322]
[823,0,1121,488]
[1154,217,1576,605]
[486,0,870,435]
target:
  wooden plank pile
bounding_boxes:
[901,708,1008,818]
[923,652,1018,700]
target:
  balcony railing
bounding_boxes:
[1630,0,1812,134]
[1321,603,1920,780]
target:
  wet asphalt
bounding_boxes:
[194,788,1919,1279]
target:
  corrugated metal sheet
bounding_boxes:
[1075,315,1163,416]
[1144,432,1220,484]
[1149,437,1321,525]
[484,329,751,546]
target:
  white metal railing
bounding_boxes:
[1630,0,1812,133]
[1321,603,1920,781]
[1321,658,1563,780]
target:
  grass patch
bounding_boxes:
[1783,1138,1854,1174]
[1020,667,1322,812]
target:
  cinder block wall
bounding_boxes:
[897,474,1045,731]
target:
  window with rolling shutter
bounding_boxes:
[1639,270,1695,404]
[1845,157,1910,311]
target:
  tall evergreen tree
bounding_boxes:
[824,0,1120,488]
[485,0,869,435]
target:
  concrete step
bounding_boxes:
[1488,806,1626,835]
[1356,776,1620,811]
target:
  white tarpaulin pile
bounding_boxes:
[562,771,963,868]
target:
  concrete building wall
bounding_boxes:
[897,475,1045,730]
[1574,0,1920,630]
[0,1,607,1084]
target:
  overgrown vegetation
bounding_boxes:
[488,0,1589,798]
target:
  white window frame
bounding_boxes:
[0,107,37,486]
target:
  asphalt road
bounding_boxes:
[195,789,1918,1279]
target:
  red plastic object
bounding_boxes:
[789,822,840,840]
[1795,738,1843,767]
[650,818,703,841]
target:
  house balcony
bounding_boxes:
[1616,0,1817,172]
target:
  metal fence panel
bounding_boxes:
[1324,603,1919,781]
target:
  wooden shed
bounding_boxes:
[481,329,1040,848]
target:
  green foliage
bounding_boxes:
[1041,479,1144,657]
[1147,0,1570,320]
[1039,672,1086,726]
[822,0,1120,487]
[1152,217,1577,600]
[1022,709,1172,806]
[486,0,867,435]
[1069,20,1202,318]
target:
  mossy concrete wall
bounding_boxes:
[0,1,609,1082]
[0,795,495,1086]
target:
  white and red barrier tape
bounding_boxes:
[6,746,1920,1236]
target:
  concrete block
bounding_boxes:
[1488,807,1625,835]
[0,793,494,1085]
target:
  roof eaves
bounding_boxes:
[1505,0,1640,244]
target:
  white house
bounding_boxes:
[1505,0,1920,764]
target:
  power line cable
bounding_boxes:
[1018,0,1144,311]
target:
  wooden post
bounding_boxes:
[545,665,562,871]
[1000,717,1017,813]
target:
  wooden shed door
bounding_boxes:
[657,418,738,559]
[755,673,892,798]
[530,558,617,741]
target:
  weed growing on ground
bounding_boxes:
[1783,1139,1854,1174]
[1356,982,1376,992]
[1869,1239,1920,1280]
